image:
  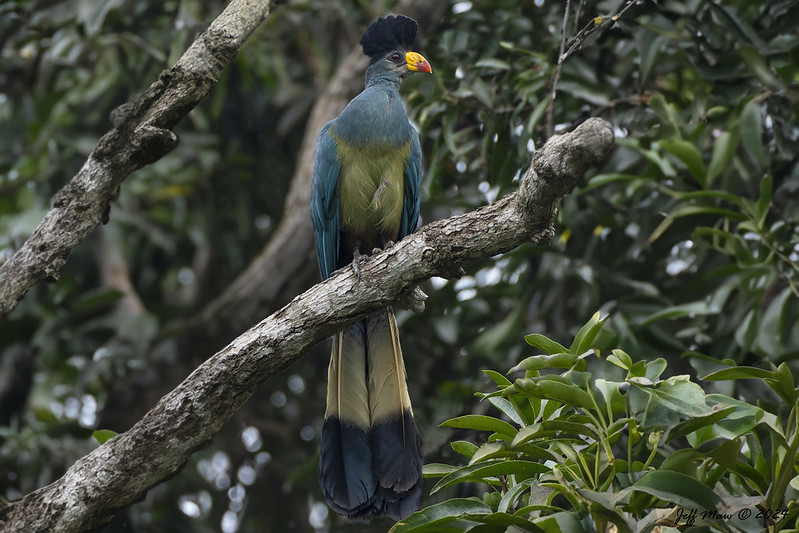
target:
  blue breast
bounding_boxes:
[331,84,412,148]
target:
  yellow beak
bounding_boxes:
[406,51,432,73]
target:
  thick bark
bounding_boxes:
[0,117,614,533]
[0,0,274,318]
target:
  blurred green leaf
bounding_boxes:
[649,205,746,243]
[69,288,123,313]
[92,429,117,445]
[706,131,738,187]
[648,93,681,139]
[738,46,782,89]
[659,139,706,186]
[740,98,767,168]
[754,175,772,229]
[475,58,511,70]
[636,301,718,327]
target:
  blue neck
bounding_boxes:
[365,62,402,90]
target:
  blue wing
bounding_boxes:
[399,127,422,239]
[311,122,341,280]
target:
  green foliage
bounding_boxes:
[397,313,799,532]
[410,0,799,372]
[92,429,118,444]
[2,0,799,531]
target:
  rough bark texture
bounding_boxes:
[0,117,614,533]
[0,0,273,318]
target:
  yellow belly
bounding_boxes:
[334,137,410,241]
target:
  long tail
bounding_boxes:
[366,308,423,520]
[319,308,423,520]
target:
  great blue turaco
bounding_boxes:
[310,15,432,520]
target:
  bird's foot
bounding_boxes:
[351,249,366,280]
[371,240,395,255]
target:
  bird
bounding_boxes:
[310,15,432,521]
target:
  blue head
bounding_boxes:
[360,15,432,86]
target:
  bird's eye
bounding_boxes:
[390,52,402,62]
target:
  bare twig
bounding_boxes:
[545,0,638,137]
[546,0,572,139]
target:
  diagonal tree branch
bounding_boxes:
[0,0,274,319]
[0,117,614,533]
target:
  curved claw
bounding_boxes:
[371,240,395,256]
[351,249,366,280]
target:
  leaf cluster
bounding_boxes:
[397,313,799,532]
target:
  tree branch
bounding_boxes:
[0,117,613,533]
[0,0,274,318]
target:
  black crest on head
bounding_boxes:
[360,15,418,62]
